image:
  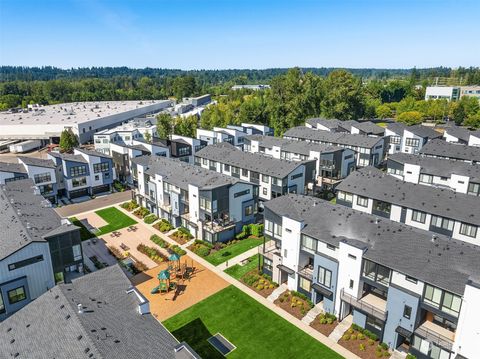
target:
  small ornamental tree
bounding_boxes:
[59,129,79,153]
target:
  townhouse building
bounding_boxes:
[132,155,258,243]
[335,167,480,245]
[0,179,83,321]
[17,156,59,203]
[283,126,387,167]
[0,265,198,359]
[305,118,342,132]
[469,131,480,146]
[339,120,385,137]
[238,122,274,136]
[196,124,273,149]
[400,125,442,154]
[420,139,480,164]
[261,194,480,359]
[385,122,407,154]
[194,142,316,202]
[243,135,356,187]
[443,126,480,147]
[387,153,480,196]
[48,148,115,199]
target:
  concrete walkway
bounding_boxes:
[267,283,288,302]
[217,246,260,271]
[115,205,361,359]
[329,314,353,342]
[302,301,324,325]
[55,190,132,217]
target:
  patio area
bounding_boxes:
[131,255,229,321]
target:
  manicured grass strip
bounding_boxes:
[224,254,262,280]
[163,286,343,359]
[69,217,95,241]
[94,207,137,235]
[205,237,263,266]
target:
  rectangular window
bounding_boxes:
[442,292,462,317]
[403,305,412,319]
[460,223,478,238]
[356,196,368,207]
[291,173,302,180]
[327,244,336,251]
[244,205,253,217]
[274,223,282,237]
[93,162,109,173]
[72,177,87,188]
[424,284,442,308]
[223,164,230,172]
[318,266,332,288]
[348,254,357,260]
[234,189,250,198]
[8,286,26,304]
[262,174,269,183]
[265,220,274,234]
[242,168,248,177]
[405,138,420,147]
[202,158,207,165]
[299,277,312,292]
[301,235,317,252]
[337,191,353,203]
[387,167,403,176]
[72,244,82,261]
[34,172,51,184]
[70,165,87,177]
[419,174,433,184]
[431,215,454,231]
[231,166,240,176]
[411,210,426,224]
[0,293,4,314]
[467,182,480,196]
[262,187,267,195]
[405,275,418,284]
[349,280,354,289]
[8,255,44,271]
[199,197,211,211]
[373,200,391,214]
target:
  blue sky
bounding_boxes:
[1,0,479,69]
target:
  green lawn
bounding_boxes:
[205,237,263,266]
[94,207,137,235]
[163,286,343,359]
[69,217,96,241]
[224,254,262,280]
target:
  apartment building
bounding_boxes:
[425,86,460,101]
[400,125,442,154]
[0,265,198,359]
[48,148,115,199]
[283,126,387,167]
[0,179,83,320]
[420,139,480,164]
[132,155,258,243]
[260,194,480,359]
[243,135,356,187]
[93,117,159,155]
[335,167,480,245]
[195,142,316,201]
[387,153,480,196]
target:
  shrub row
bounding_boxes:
[351,323,379,341]
[236,223,264,239]
[137,244,168,263]
[133,207,150,218]
[154,219,174,232]
[120,200,139,211]
[143,214,158,224]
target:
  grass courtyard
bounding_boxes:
[69,217,96,241]
[224,254,262,280]
[94,207,137,235]
[163,285,343,359]
[204,237,263,266]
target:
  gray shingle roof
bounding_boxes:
[0,161,27,174]
[0,265,179,359]
[0,179,77,260]
[420,139,480,163]
[336,167,480,226]
[337,120,359,132]
[17,156,56,168]
[405,125,442,139]
[132,155,242,190]
[386,122,407,135]
[49,152,88,163]
[351,121,385,136]
[75,147,113,159]
[245,135,344,156]
[444,126,472,143]
[264,194,480,295]
[196,142,313,178]
[305,118,341,129]
[388,153,480,182]
[283,126,384,148]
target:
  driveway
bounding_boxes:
[55,190,132,217]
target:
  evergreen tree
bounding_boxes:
[59,129,79,153]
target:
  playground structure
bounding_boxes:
[151,254,193,295]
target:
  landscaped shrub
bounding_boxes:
[375,351,383,358]
[380,343,389,351]
[243,273,260,286]
[348,328,354,335]
[235,231,248,240]
[144,214,158,224]
[343,334,350,341]
[249,223,264,237]
[172,227,194,242]
[368,339,375,346]
[256,284,264,290]
[195,246,210,257]
[169,244,187,256]
[153,219,174,232]
[357,333,365,340]
[113,180,126,192]
[132,259,148,272]
[383,352,391,358]
[359,343,366,351]
[406,355,416,359]
[108,245,126,260]
[350,334,357,340]
[133,207,150,218]
[120,200,139,211]
[137,244,167,263]
[150,234,168,248]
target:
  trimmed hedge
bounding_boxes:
[144,214,158,224]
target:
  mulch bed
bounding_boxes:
[310,317,339,337]
[338,328,389,359]
[169,234,188,245]
[273,290,312,320]
[241,270,277,298]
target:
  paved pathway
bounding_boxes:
[115,205,361,359]
[329,314,353,342]
[267,283,288,302]
[55,190,132,217]
[302,301,324,325]
[217,246,260,271]
[391,350,407,359]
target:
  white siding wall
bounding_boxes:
[188,185,200,222]
[390,271,425,296]
[404,208,431,231]
[452,221,480,245]
[403,163,421,183]
[335,242,364,314]
[453,284,480,359]
[351,194,373,214]
[280,216,303,291]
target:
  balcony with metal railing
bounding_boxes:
[340,289,387,321]
[297,265,313,280]
[260,239,281,261]
[415,320,454,351]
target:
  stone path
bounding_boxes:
[329,314,353,342]
[391,349,407,359]
[301,301,324,325]
[267,283,288,302]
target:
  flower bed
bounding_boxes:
[170,227,193,244]
[150,234,169,248]
[133,207,150,219]
[137,244,168,264]
[120,200,139,212]
[143,214,158,224]
[241,270,279,297]
[150,234,187,256]
[310,312,339,337]
[338,324,391,359]
[153,219,174,233]
[274,290,314,320]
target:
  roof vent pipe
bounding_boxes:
[77,304,83,314]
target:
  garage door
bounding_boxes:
[92,184,110,195]
[69,188,89,199]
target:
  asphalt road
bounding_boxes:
[55,190,132,217]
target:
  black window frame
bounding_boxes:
[8,286,26,305]
[33,172,51,184]
[403,305,412,319]
[70,165,87,177]
[93,162,109,173]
